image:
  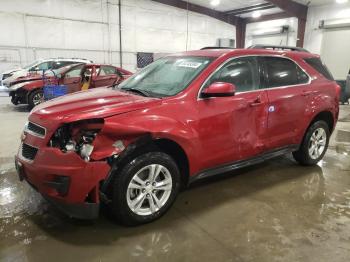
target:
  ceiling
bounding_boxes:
[187,0,269,12]
[187,0,347,18]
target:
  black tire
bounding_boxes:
[293,120,330,166]
[28,89,44,108]
[110,152,180,226]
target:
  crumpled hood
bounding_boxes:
[2,69,28,85]
[30,87,161,126]
[2,67,22,75]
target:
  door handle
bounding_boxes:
[249,96,262,107]
[73,80,79,84]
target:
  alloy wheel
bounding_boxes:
[308,127,327,160]
[126,164,173,216]
[33,92,44,105]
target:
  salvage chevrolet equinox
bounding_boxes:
[15,46,340,226]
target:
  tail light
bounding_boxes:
[335,83,341,101]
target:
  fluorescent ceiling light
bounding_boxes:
[252,11,262,18]
[252,26,286,36]
[336,0,348,4]
[210,0,220,6]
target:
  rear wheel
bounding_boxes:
[28,89,44,108]
[293,120,330,165]
[110,152,180,226]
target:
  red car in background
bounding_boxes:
[8,63,132,108]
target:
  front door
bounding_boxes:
[62,64,84,93]
[262,56,310,150]
[196,56,269,171]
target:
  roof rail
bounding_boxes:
[200,46,235,50]
[248,45,309,53]
[47,57,93,61]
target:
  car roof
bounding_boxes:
[61,63,132,74]
[40,58,92,63]
[169,48,319,60]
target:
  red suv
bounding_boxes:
[15,46,340,225]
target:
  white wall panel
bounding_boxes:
[320,29,350,79]
[0,12,26,46]
[304,3,350,54]
[0,0,235,72]
[63,20,107,50]
[62,0,104,21]
[26,16,65,48]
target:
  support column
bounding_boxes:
[236,19,246,48]
[296,18,306,48]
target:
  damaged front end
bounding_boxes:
[48,118,127,162]
[16,118,131,219]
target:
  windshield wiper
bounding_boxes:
[120,87,151,97]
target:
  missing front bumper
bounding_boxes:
[43,195,100,219]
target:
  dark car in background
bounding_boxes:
[8,63,132,108]
[344,70,350,104]
[336,70,350,105]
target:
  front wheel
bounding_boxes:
[293,120,330,165]
[110,152,180,226]
[28,89,44,108]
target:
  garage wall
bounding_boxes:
[245,18,298,47]
[304,3,350,79]
[0,0,236,72]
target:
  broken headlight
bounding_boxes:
[49,119,104,161]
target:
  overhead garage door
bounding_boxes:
[321,29,350,79]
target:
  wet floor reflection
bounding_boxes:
[0,150,350,262]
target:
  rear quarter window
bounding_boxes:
[304,57,334,81]
[264,57,309,88]
[99,66,117,75]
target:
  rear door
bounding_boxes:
[262,56,310,150]
[93,66,121,88]
[62,64,84,93]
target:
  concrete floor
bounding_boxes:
[0,95,350,262]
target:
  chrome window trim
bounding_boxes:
[197,54,312,100]
[24,121,47,139]
[19,142,38,163]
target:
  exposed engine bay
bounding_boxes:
[49,119,104,161]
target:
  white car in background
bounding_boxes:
[0,58,93,87]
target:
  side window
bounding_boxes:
[205,57,260,92]
[31,62,50,71]
[99,66,117,76]
[52,61,76,69]
[65,65,84,78]
[264,57,309,88]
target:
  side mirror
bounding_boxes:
[201,82,236,98]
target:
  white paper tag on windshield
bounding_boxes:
[177,61,202,69]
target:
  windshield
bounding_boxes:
[118,56,213,97]
[23,60,41,70]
